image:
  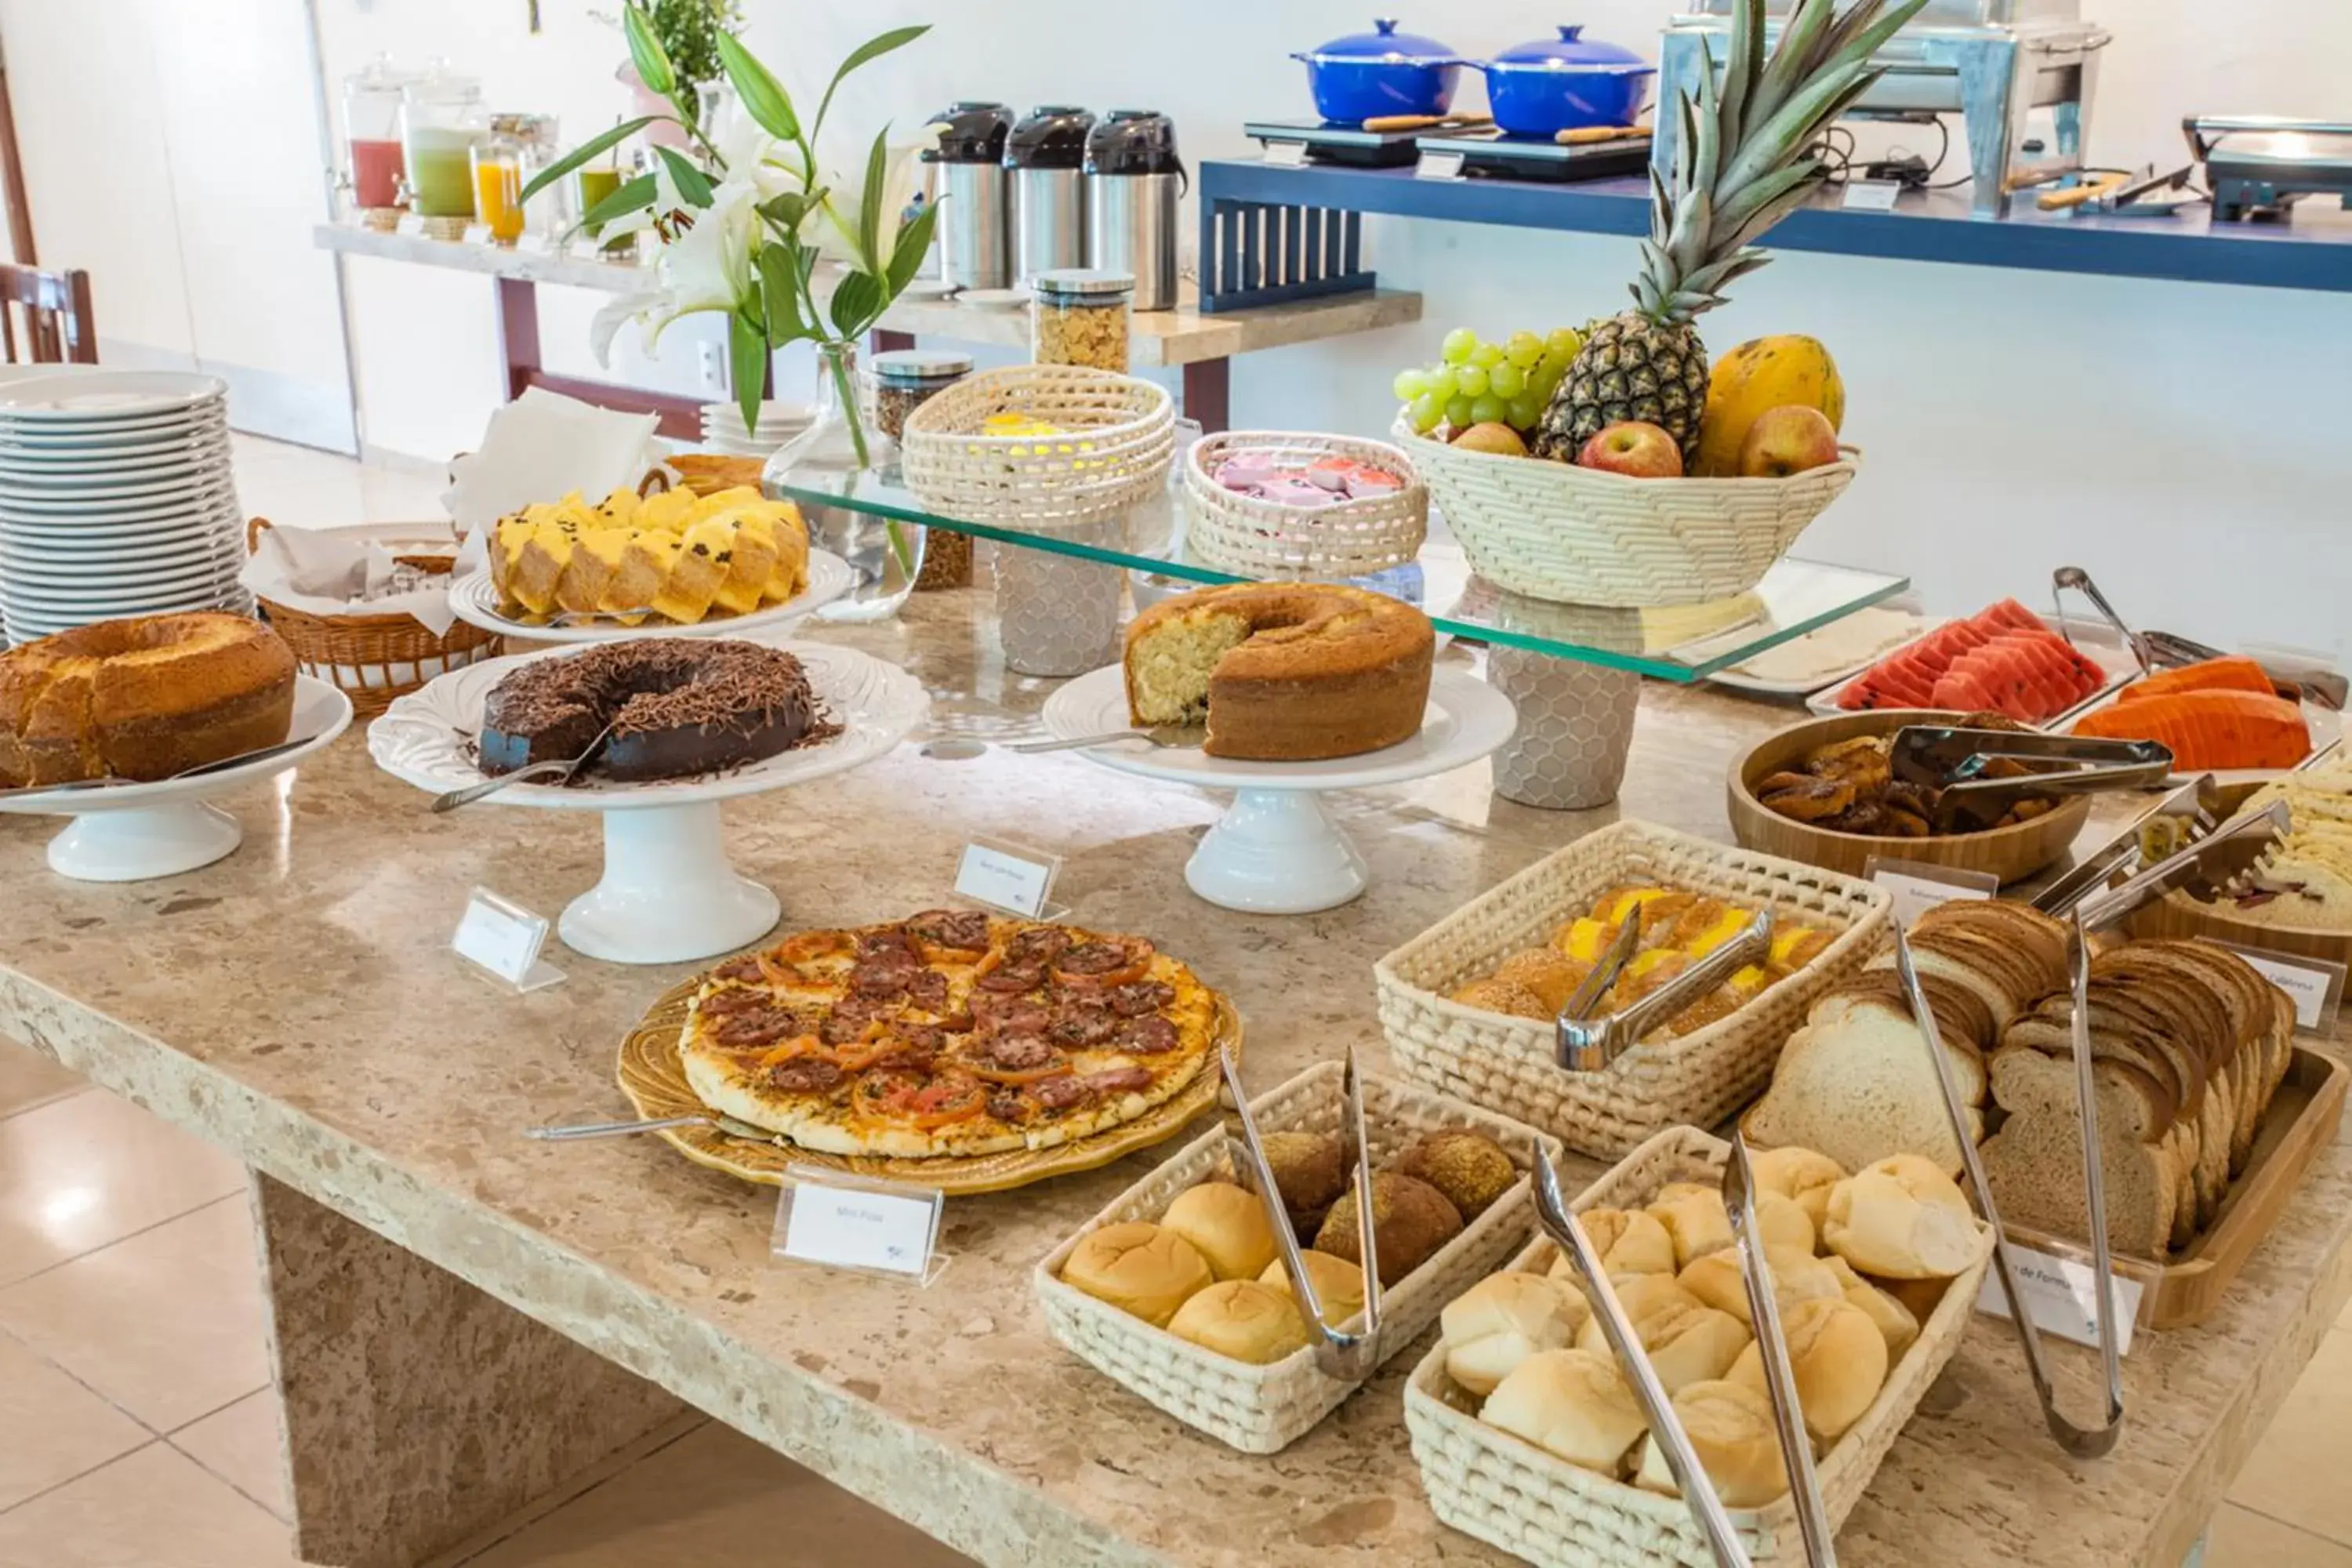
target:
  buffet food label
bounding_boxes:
[1976,1244,2143,1356]
[954,838,1065,920]
[1842,179,1904,212]
[1263,140,1308,169]
[452,887,564,993]
[1865,857,1998,928]
[1414,149,1467,182]
[2214,942,2344,1034]
[775,1167,946,1283]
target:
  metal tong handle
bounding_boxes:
[1534,1145,1751,1567]
[1220,1046,1384,1381]
[1559,909,1641,1023]
[1723,1133,1835,1567]
[1893,926,2124,1457]
[2052,565,2154,677]
[1556,911,1774,1073]
[526,1114,713,1140]
[1893,727,2170,782]
[2031,775,2220,917]
[2074,797,2292,931]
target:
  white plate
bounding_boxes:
[0,520,238,555]
[0,474,238,516]
[956,288,1032,310]
[899,278,956,299]
[0,441,227,473]
[445,547,852,644]
[0,569,244,610]
[0,547,242,590]
[0,370,226,422]
[368,637,929,809]
[0,458,232,495]
[0,677,348,817]
[0,417,228,453]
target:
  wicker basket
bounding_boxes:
[246,518,499,718]
[1181,430,1428,579]
[1396,419,1859,608]
[901,365,1175,531]
[1404,1126,1994,1566]
[1034,1060,1563,1454]
[1375,820,1892,1160]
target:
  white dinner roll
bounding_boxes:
[1061,1222,1214,1327]
[1749,1146,1848,1230]
[1166,1279,1311,1364]
[1575,1272,1700,1339]
[1726,1295,1889,1445]
[1258,1249,1367,1327]
[1820,1256,1921,1359]
[1650,1188,1735,1268]
[1633,1380,1791,1508]
[1160,1181,1279,1282]
[1480,1348,1649,1475]
[1823,1156,1980,1279]
[1756,1191,1817,1257]
[1545,1207,1678,1279]
[1576,1277,1751,1396]
[1678,1246,1845,1327]
[1442,1271,1590,1397]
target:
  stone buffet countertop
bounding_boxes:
[2,591,2347,1567]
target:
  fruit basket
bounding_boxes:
[1181,430,1427,579]
[900,364,1175,532]
[1397,419,1859,609]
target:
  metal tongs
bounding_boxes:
[2032,775,2227,917]
[1894,921,2125,1457]
[2051,566,2155,678]
[2073,795,2292,931]
[1723,1132,1837,1565]
[1889,725,2175,832]
[1556,910,1774,1073]
[1220,1046,1384,1380]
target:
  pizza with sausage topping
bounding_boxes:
[677,913,1225,1158]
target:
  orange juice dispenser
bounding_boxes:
[341,56,413,230]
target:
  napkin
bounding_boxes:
[441,386,660,539]
[239,524,463,637]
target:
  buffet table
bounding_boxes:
[2,591,2347,1568]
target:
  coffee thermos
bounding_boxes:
[1085,111,1184,312]
[924,101,1012,291]
[1006,106,1093,283]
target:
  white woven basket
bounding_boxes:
[1034,1060,1563,1454]
[901,365,1175,531]
[1375,820,1893,1160]
[1181,430,1428,579]
[1404,1126,1994,1567]
[1396,419,1859,608]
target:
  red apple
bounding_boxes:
[1576,420,1684,478]
[1737,405,1841,478]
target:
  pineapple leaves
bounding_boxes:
[1827,0,1933,78]
[1716,58,1869,198]
[1714,158,1823,239]
[1648,165,1677,250]
[1686,49,1725,227]
[1745,0,1835,139]
[1667,187,1714,283]
[1719,0,1765,150]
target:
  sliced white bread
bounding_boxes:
[1746,1003,1982,1177]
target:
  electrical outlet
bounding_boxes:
[698,342,727,394]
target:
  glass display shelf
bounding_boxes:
[772,467,1908,683]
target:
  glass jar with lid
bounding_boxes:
[342,54,412,227]
[470,130,527,246]
[872,349,978,590]
[398,63,487,230]
[1031,268,1134,372]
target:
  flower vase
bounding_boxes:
[762,343,924,622]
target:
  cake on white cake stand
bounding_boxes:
[445,547,853,643]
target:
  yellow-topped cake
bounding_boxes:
[486,484,809,626]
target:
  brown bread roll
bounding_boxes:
[1313,1171,1464,1287]
[1392,1130,1519,1219]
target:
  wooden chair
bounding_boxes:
[0,263,94,364]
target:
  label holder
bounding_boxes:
[953,836,1068,920]
[2212,940,2345,1034]
[1414,149,1467,182]
[1842,178,1904,212]
[1866,855,1999,928]
[1263,140,1309,169]
[772,1165,949,1286]
[452,886,565,993]
[1976,1236,2151,1353]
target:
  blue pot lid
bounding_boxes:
[1297,17,1461,65]
[1487,24,1653,72]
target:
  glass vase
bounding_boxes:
[761,343,925,622]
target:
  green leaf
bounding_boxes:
[653,145,715,209]
[622,2,676,98]
[856,129,891,276]
[884,201,941,299]
[717,31,800,141]
[829,269,884,339]
[521,116,659,204]
[730,307,769,434]
[757,187,827,232]
[577,172,658,237]
[759,242,810,343]
[1744,0,1831,143]
[811,25,927,143]
[1719,0,1762,149]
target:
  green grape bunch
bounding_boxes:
[1393,325,1588,438]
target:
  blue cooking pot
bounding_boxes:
[1477,26,1655,138]
[1291,18,1467,125]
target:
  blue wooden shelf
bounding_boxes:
[1196,158,2352,308]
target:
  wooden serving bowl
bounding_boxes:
[1726,708,2092,886]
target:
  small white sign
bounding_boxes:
[1264,140,1309,169]
[2220,944,2345,1033]
[779,1177,942,1279]
[1867,856,1999,928]
[462,223,492,245]
[452,887,563,992]
[955,840,1062,919]
[1415,149,1468,182]
[515,232,550,255]
[1976,1242,2142,1357]
[395,213,426,237]
[1843,179,1904,212]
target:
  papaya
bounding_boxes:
[1693,336,1844,477]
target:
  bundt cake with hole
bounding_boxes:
[1123,583,1434,760]
[0,612,298,786]
[488,485,809,626]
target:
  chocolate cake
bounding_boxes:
[477,639,832,783]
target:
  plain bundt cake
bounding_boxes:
[0,612,298,786]
[1123,583,1435,760]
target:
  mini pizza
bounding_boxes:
[677,912,1227,1160]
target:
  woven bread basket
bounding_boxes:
[1375,820,1892,1160]
[1034,1059,1563,1454]
[901,365,1175,531]
[1404,1125,1994,1566]
[1395,419,1858,608]
[245,518,498,718]
[1181,430,1428,579]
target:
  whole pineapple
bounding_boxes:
[1533,0,1928,465]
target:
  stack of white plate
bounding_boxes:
[696,399,811,459]
[0,370,247,646]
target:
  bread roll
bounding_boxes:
[1451,977,1551,1019]
[1442,1271,1590,1396]
[1547,1207,1677,1280]
[1166,1279,1311,1365]
[1258,1249,1367,1327]
[1314,1171,1464,1287]
[1062,1222,1214,1327]
[1726,1295,1889,1444]
[1650,1188,1735,1268]
[1820,1256,1919,1359]
[1632,1380,1791,1508]
[1678,1245,1844,1327]
[1824,1157,1980,1279]
[1480,1348,1649,1475]
[1259,1131,1345,1221]
[1870,1272,1949,1324]
[1749,1146,1848,1230]
[1576,1281,1751,1395]
[1392,1131,1518,1219]
[1577,1271,1699,1334]
[1756,1191,1816,1257]
[1492,947,1587,1014]
[1162,1181,1279,1282]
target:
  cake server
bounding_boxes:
[434,717,621,811]
[1534,1143,1753,1567]
[1721,1132,1835,1566]
[1007,722,1206,754]
[1892,924,2125,1457]
[0,735,332,801]
[1556,909,1773,1073]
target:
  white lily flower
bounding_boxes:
[592,124,784,365]
[807,122,944,273]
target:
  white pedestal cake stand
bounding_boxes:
[0,676,353,881]
[368,636,928,964]
[1040,666,1517,914]
[445,547,853,643]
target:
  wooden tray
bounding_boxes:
[2005,1044,2348,1330]
[615,979,1241,1196]
[1726,707,2092,886]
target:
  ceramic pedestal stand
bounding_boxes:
[1486,648,1641,811]
[558,801,780,964]
[992,517,1125,678]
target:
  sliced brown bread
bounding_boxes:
[2161,1121,2198,1250]
[1917,901,2070,997]
[1980,1108,2177,1260]
[1986,1042,2173,1142]
[2001,1009,2183,1134]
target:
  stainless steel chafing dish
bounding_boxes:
[1655,0,2111,219]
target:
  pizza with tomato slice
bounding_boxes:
[676,912,1226,1159]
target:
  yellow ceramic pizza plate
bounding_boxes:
[615,977,1243,1195]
